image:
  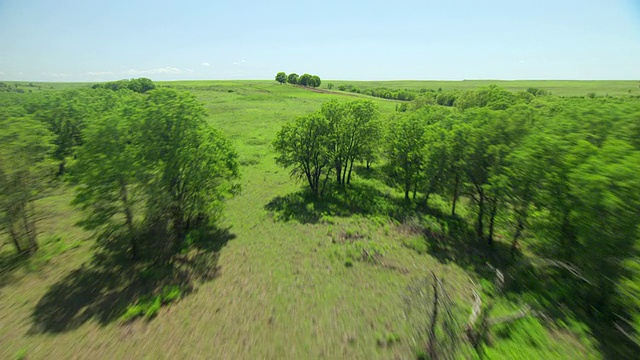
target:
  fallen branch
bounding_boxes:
[488,305,532,326]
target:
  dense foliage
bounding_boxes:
[274,86,640,356]
[0,105,54,254]
[91,77,156,93]
[273,99,380,196]
[0,86,238,260]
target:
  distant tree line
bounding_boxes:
[275,72,321,88]
[334,84,554,103]
[91,77,156,93]
[0,82,30,93]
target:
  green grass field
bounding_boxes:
[0,80,612,359]
[326,79,640,97]
[4,79,640,97]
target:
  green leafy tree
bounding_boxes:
[30,88,126,173]
[127,77,156,93]
[72,89,239,257]
[321,100,380,185]
[274,113,333,197]
[0,109,54,254]
[568,139,640,312]
[287,73,299,85]
[133,88,239,246]
[275,72,287,84]
[71,98,143,258]
[311,75,321,88]
[298,73,312,87]
[385,113,427,201]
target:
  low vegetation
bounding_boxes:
[1,79,638,359]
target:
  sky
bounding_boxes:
[0,0,639,82]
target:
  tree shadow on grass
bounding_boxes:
[28,225,234,334]
[265,181,409,224]
[0,251,32,290]
[403,206,521,277]
[404,206,640,359]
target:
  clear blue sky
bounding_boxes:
[1,0,639,81]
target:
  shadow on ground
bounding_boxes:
[265,181,411,224]
[0,251,32,290]
[404,206,640,359]
[28,226,234,334]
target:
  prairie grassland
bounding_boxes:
[1,81,599,359]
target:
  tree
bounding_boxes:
[311,75,321,88]
[133,88,239,247]
[327,83,334,90]
[92,78,156,93]
[298,73,312,87]
[385,113,427,201]
[71,97,143,258]
[72,88,239,257]
[321,99,380,186]
[458,107,529,244]
[0,109,54,254]
[274,113,333,197]
[287,73,299,85]
[30,88,126,174]
[275,72,287,84]
[127,77,156,93]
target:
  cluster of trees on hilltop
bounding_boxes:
[275,72,321,87]
[1,85,238,259]
[91,77,156,93]
[273,85,640,355]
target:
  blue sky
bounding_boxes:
[0,0,639,81]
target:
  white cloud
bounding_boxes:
[186,68,195,73]
[241,59,248,63]
[201,62,210,67]
[519,59,526,64]
[86,71,114,76]
[125,67,182,75]
[0,71,4,75]
[233,61,239,65]
[51,73,71,77]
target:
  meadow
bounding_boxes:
[1,79,637,359]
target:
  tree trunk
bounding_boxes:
[476,192,485,242]
[404,178,411,202]
[451,174,460,217]
[346,159,354,184]
[336,164,342,184]
[23,203,38,254]
[488,199,498,246]
[8,221,23,254]
[119,180,138,259]
[510,217,525,257]
[320,168,331,197]
[342,163,348,186]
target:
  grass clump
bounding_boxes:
[402,235,428,254]
[120,285,183,322]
